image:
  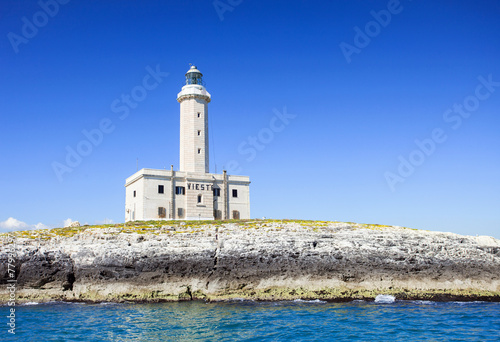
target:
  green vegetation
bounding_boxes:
[204,287,500,302]
[2,287,498,304]
[0,218,419,241]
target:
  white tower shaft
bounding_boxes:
[177,66,211,173]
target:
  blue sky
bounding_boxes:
[1,0,499,237]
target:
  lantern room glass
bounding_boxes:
[186,72,203,85]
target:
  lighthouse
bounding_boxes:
[124,65,251,221]
[178,66,211,173]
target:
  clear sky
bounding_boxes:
[1,0,499,238]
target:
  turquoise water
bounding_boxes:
[5,300,500,341]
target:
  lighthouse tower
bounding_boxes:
[177,66,211,173]
[124,65,250,222]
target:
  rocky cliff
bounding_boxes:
[1,220,499,302]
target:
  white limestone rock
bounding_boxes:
[1,221,499,301]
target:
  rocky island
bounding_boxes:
[1,219,499,303]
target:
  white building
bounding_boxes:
[125,66,251,221]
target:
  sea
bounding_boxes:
[4,297,500,341]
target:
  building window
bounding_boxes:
[198,148,201,154]
[133,190,136,197]
[232,210,240,220]
[197,130,201,136]
[158,207,166,218]
[177,208,184,218]
[197,195,202,203]
[232,189,238,198]
[175,186,185,195]
[158,185,164,194]
[214,209,222,220]
[197,112,200,118]
[213,188,220,197]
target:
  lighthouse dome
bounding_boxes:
[186,65,202,75]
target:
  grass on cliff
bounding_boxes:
[0,219,416,240]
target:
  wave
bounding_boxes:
[293,299,327,303]
[352,299,366,303]
[411,300,436,305]
[374,295,396,303]
[19,301,86,306]
[452,301,487,305]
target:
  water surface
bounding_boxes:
[5,300,500,341]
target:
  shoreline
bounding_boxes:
[2,288,500,305]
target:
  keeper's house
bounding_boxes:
[124,66,250,221]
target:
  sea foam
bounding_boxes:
[374,295,396,303]
[22,302,39,306]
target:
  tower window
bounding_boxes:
[232,189,238,198]
[213,188,220,197]
[133,190,136,197]
[197,130,201,136]
[232,210,240,220]
[198,148,201,154]
[197,195,202,203]
[175,186,185,195]
[197,112,200,118]
[177,208,184,218]
[158,185,164,194]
